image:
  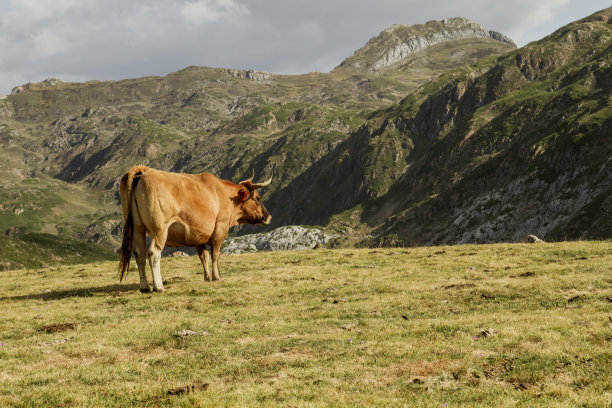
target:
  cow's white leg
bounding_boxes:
[148,229,167,292]
[133,226,150,293]
[149,253,163,292]
[197,245,212,281]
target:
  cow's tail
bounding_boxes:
[118,165,151,281]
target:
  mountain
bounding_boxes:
[2,9,610,269]
[336,17,515,72]
[299,8,612,245]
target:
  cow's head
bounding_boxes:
[237,174,272,225]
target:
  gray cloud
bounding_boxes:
[0,0,609,94]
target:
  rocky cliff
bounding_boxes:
[337,17,516,72]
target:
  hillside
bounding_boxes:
[3,9,612,265]
[1,243,610,406]
[266,7,612,245]
[0,16,519,268]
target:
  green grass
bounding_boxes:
[0,242,610,407]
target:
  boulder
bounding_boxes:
[222,225,338,254]
[524,234,545,243]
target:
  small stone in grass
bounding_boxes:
[480,328,498,337]
[173,330,210,337]
[38,337,75,346]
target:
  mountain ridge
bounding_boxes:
[336,17,516,72]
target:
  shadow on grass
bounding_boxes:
[0,283,141,302]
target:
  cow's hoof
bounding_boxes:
[153,287,165,293]
[204,276,213,282]
[140,287,152,293]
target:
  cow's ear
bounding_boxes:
[238,186,251,202]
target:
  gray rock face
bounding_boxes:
[40,78,64,86]
[224,69,272,81]
[222,225,337,254]
[488,30,515,45]
[433,157,612,244]
[340,17,516,72]
[11,85,25,95]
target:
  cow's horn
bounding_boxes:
[239,170,254,184]
[251,176,272,189]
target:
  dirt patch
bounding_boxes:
[167,383,209,395]
[38,323,77,333]
[389,359,451,377]
[513,382,535,390]
[481,357,514,380]
[442,283,476,290]
[322,298,346,304]
[518,271,536,277]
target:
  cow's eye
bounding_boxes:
[257,197,261,203]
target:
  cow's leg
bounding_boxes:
[133,225,150,293]
[197,245,212,281]
[210,241,223,281]
[148,228,168,292]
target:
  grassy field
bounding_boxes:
[0,242,610,407]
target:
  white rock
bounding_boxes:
[222,226,338,254]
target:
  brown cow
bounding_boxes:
[118,166,272,292]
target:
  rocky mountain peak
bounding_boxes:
[336,17,516,72]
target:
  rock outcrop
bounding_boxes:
[338,17,516,72]
[224,69,272,81]
[222,225,337,254]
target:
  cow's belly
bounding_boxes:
[166,221,213,247]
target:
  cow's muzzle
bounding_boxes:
[261,214,272,225]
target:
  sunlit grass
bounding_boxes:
[0,241,610,407]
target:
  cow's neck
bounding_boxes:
[228,185,243,228]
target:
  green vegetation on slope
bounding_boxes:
[0,233,116,271]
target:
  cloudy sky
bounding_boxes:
[0,0,609,94]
